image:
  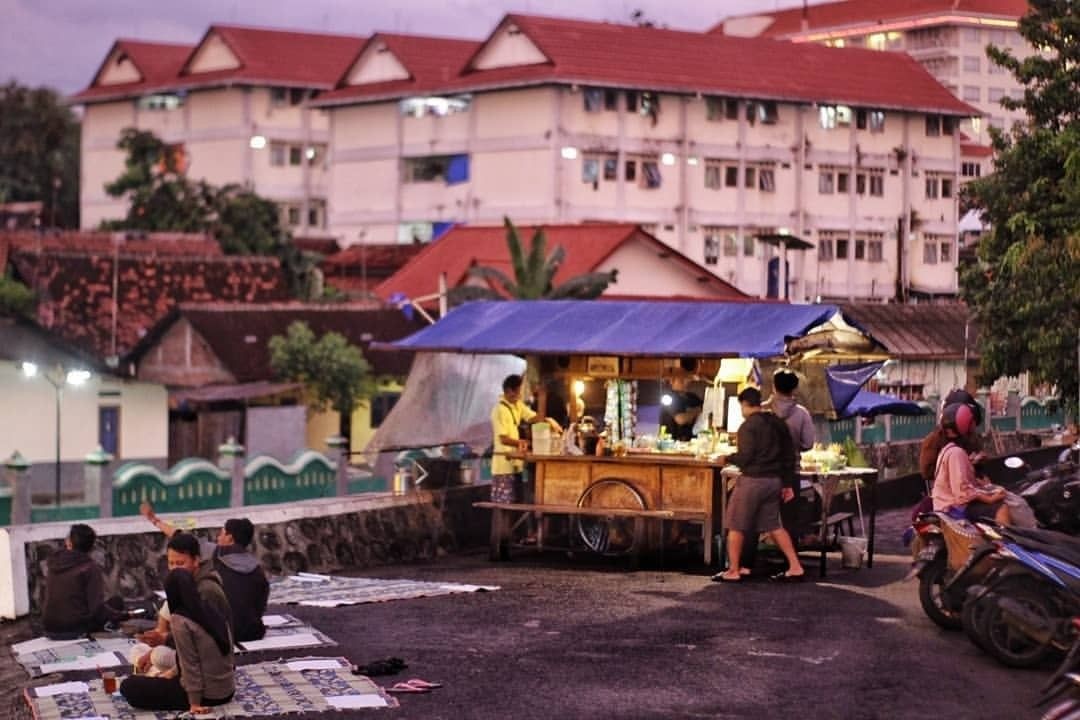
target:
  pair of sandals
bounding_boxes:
[712,568,806,583]
[386,678,443,694]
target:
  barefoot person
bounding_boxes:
[713,387,806,583]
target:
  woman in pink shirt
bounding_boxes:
[931,403,1011,524]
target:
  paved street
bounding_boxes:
[1,511,1050,720]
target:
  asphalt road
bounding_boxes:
[2,513,1051,720]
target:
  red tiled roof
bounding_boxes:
[322,243,426,271]
[71,40,195,102]
[73,25,366,103]
[374,223,746,304]
[129,302,424,381]
[314,13,974,116]
[961,141,994,158]
[714,0,1028,37]
[0,231,223,257]
[8,247,288,360]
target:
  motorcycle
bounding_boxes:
[1038,616,1080,720]
[962,524,1080,668]
[908,511,997,630]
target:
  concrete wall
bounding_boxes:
[3,485,489,618]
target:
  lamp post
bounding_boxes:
[20,362,91,506]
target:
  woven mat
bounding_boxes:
[24,656,397,719]
[13,616,335,676]
[269,573,499,607]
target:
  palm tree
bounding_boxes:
[448,217,618,304]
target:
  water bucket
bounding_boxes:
[838,536,868,569]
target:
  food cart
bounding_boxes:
[382,299,894,574]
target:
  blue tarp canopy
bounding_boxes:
[825,361,925,418]
[380,300,841,358]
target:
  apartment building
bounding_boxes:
[714,0,1031,178]
[313,14,974,301]
[72,26,365,234]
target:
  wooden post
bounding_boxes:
[5,451,31,525]
[84,446,113,518]
[218,437,245,507]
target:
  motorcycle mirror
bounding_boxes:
[1004,456,1025,469]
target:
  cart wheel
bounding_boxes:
[575,479,646,555]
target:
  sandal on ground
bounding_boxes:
[387,682,429,694]
[769,571,806,583]
[711,572,743,583]
[405,678,443,689]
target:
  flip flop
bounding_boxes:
[405,679,443,690]
[769,571,806,583]
[386,682,429,694]
[711,572,743,583]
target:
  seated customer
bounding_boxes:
[120,568,235,714]
[42,524,127,639]
[141,502,268,642]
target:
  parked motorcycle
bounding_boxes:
[962,525,1080,668]
[1038,617,1080,720]
[908,511,997,630]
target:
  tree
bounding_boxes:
[960,0,1080,416]
[268,321,374,440]
[102,129,323,298]
[449,217,618,304]
[0,272,35,316]
[0,82,80,228]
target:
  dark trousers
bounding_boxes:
[45,596,126,640]
[120,675,233,711]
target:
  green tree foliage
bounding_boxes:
[268,321,373,423]
[0,272,35,316]
[961,0,1080,415]
[102,129,322,298]
[450,217,618,304]
[0,82,80,227]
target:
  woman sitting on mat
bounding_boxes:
[120,568,235,714]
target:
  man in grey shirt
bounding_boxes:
[766,368,816,546]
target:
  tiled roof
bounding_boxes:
[374,223,746,304]
[314,13,975,116]
[8,246,288,360]
[840,302,978,359]
[129,302,424,381]
[321,244,427,296]
[714,0,1028,38]
[961,141,994,158]
[0,231,223,258]
[71,40,195,102]
[72,25,365,103]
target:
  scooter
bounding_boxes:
[908,511,997,630]
[1038,616,1080,720]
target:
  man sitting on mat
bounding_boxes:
[42,523,128,639]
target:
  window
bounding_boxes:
[305,144,327,167]
[137,93,184,111]
[639,92,660,121]
[403,155,456,183]
[370,392,401,428]
[703,227,721,265]
[603,157,618,181]
[288,146,303,166]
[751,101,778,124]
[818,170,835,194]
[964,27,981,43]
[641,159,662,189]
[989,29,1007,45]
[819,104,853,129]
[855,238,866,260]
[869,172,884,196]
[583,88,603,112]
[926,176,940,199]
[988,87,1005,103]
[926,115,941,136]
[744,166,756,189]
[99,407,119,455]
[725,98,739,120]
[743,234,755,256]
[989,116,1006,130]
[941,176,954,198]
[962,86,981,102]
[940,241,953,262]
[307,199,326,229]
[923,240,938,264]
[399,94,471,117]
[270,143,286,167]
[836,237,850,260]
[961,162,981,178]
[725,165,739,188]
[271,87,307,107]
[286,205,301,226]
[704,161,723,189]
[705,96,724,122]
[866,32,887,51]
[837,171,850,194]
[857,109,886,133]
[988,61,1006,75]
[723,234,738,257]
[604,89,619,111]
[867,234,884,262]
[397,222,435,244]
[942,116,956,135]
[818,235,835,261]
[625,159,637,182]
[582,157,600,184]
[856,173,867,195]
[963,56,981,73]
[758,166,775,192]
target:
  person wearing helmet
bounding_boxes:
[918,389,985,488]
[931,402,1011,523]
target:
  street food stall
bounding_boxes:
[381,299,902,574]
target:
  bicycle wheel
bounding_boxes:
[575,479,646,555]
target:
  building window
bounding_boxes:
[400,94,471,117]
[941,176,954,198]
[307,199,326,229]
[837,171,850,194]
[270,143,286,167]
[926,115,941,136]
[963,56,981,73]
[751,100,778,125]
[725,165,739,188]
[758,166,775,192]
[725,98,739,120]
[583,88,603,112]
[271,87,307,107]
[604,89,619,111]
[625,159,637,182]
[962,86,981,102]
[988,87,1006,103]
[867,235,884,262]
[640,158,662,189]
[857,109,886,133]
[836,237,850,260]
[989,116,1006,130]
[940,241,953,262]
[819,104,853,130]
[704,161,723,189]
[288,146,303,166]
[587,153,625,186]
[403,155,460,183]
[964,27,981,43]
[137,93,184,111]
[703,228,721,265]
[926,177,940,199]
[988,61,1006,75]
[744,166,756,189]
[370,392,401,427]
[305,144,327,168]
[989,29,1008,45]
[854,238,866,260]
[818,236,835,262]
[743,234,755,256]
[942,116,956,135]
[639,92,660,121]
[923,239,938,264]
[869,172,885,196]
[723,234,738,257]
[603,157,618,181]
[705,96,724,122]
[582,156,600,184]
[285,204,301,227]
[961,162,982,178]
[818,170,835,194]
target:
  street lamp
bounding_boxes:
[20,361,92,506]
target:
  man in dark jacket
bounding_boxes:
[42,524,126,639]
[712,387,806,583]
[141,503,268,642]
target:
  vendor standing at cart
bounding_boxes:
[660,374,703,441]
[491,374,562,504]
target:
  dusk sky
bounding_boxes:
[3,0,813,94]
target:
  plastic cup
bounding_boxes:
[102,671,117,694]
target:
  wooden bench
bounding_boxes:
[473,501,708,563]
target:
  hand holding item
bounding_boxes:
[516,439,529,453]
[137,629,167,647]
[781,487,795,503]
